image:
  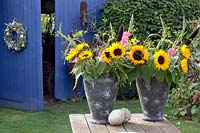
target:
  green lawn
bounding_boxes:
[0,100,199,133]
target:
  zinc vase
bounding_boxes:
[136,77,170,122]
[83,74,118,124]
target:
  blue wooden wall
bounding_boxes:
[55,0,107,99]
[0,0,107,110]
[0,0,43,110]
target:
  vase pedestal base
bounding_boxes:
[143,114,164,122]
[90,118,108,125]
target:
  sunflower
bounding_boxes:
[78,50,93,60]
[154,50,170,71]
[65,48,79,61]
[101,48,112,63]
[129,45,149,65]
[181,44,191,59]
[109,42,126,59]
[75,42,89,51]
[180,58,188,73]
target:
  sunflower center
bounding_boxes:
[158,56,164,65]
[114,49,122,56]
[105,52,110,58]
[83,54,88,57]
[133,50,143,60]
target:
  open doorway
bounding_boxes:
[41,0,55,105]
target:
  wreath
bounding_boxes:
[3,20,27,52]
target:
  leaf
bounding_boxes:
[119,62,135,69]
[155,71,165,82]
[191,106,197,115]
[97,62,106,75]
[140,65,151,85]
[179,109,187,116]
[165,71,172,84]
[128,14,135,33]
[173,109,179,116]
[127,69,140,82]
[82,73,93,81]
[170,56,178,68]
[73,72,83,90]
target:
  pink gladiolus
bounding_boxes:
[168,48,177,56]
[99,57,104,62]
[97,51,104,62]
[98,51,101,57]
[73,57,80,63]
[120,31,131,46]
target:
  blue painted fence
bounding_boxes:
[0,0,43,110]
[0,0,107,110]
[55,0,107,99]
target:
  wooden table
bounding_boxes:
[69,114,181,133]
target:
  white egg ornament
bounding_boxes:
[122,108,131,123]
[108,108,131,126]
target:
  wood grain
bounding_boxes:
[123,116,145,132]
[155,118,181,133]
[85,114,109,133]
[69,114,90,133]
[69,114,181,133]
[131,114,163,133]
[106,124,127,133]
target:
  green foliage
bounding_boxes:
[99,0,200,39]
[169,78,200,120]
[56,18,135,88]
[58,15,199,90]
[117,81,138,100]
[41,14,55,35]
[0,100,200,132]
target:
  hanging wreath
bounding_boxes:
[3,20,27,52]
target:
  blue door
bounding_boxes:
[0,0,43,110]
[55,0,107,99]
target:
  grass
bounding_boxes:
[0,100,199,133]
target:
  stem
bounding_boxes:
[156,16,166,50]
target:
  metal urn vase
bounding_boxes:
[83,74,118,124]
[136,77,170,122]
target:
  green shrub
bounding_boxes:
[117,81,138,100]
[169,78,200,120]
[99,0,200,39]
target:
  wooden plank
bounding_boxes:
[132,114,163,133]
[106,124,127,133]
[123,116,145,132]
[69,114,90,133]
[85,114,109,133]
[154,118,181,133]
[69,114,180,133]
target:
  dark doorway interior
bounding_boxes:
[41,0,55,103]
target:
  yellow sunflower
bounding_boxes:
[129,45,149,65]
[101,48,112,63]
[78,50,93,60]
[180,58,188,73]
[75,42,89,51]
[65,48,79,61]
[129,37,137,44]
[154,50,170,71]
[181,44,191,59]
[109,42,126,59]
